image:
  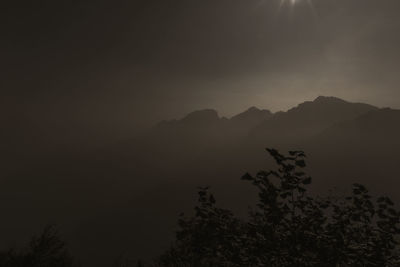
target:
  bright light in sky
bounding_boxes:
[279,0,317,17]
[280,0,315,7]
[280,0,299,6]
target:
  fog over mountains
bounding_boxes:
[2,96,400,267]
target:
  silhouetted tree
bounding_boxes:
[0,225,78,267]
[159,149,400,266]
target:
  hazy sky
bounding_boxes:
[2,0,400,136]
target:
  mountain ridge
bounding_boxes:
[159,96,379,124]
[154,96,382,140]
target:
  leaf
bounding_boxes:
[289,150,306,157]
[378,211,387,219]
[302,177,312,185]
[209,194,216,204]
[385,198,394,206]
[377,197,385,203]
[266,148,278,156]
[242,173,253,181]
[353,189,361,195]
[295,160,306,167]
[388,208,397,216]
[280,192,291,199]
[298,187,306,193]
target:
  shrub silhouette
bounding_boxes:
[0,225,78,267]
[159,149,400,267]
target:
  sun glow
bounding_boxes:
[279,0,317,17]
[280,0,298,6]
[280,0,315,7]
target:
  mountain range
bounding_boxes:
[153,96,381,140]
[142,95,397,154]
[2,96,400,267]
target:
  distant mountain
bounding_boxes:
[251,96,378,142]
[140,96,400,193]
[153,96,379,144]
[154,106,272,140]
[153,109,228,146]
[137,96,396,190]
[158,107,271,127]
[316,107,400,143]
[229,107,272,130]
[180,109,222,125]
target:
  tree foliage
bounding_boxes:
[159,149,400,267]
[0,225,78,267]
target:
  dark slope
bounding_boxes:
[316,108,400,141]
[229,106,272,130]
[251,96,378,143]
[300,107,400,196]
[156,106,272,135]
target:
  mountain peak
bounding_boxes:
[313,96,347,103]
[229,106,272,129]
[181,109,220,123]
[231,106,271,119]
[246,106,261,112]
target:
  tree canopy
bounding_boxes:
[159,149,400,267]
[0,225,78,267]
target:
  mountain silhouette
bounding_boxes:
[158,106,272,132]
[155,96,378,138]
[2,96,400,267]
[181,109,221,124]
[250,96,378,143]
[229,106,272,130]
[318,107,400,140]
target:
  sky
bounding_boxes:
[2,0,400,139]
